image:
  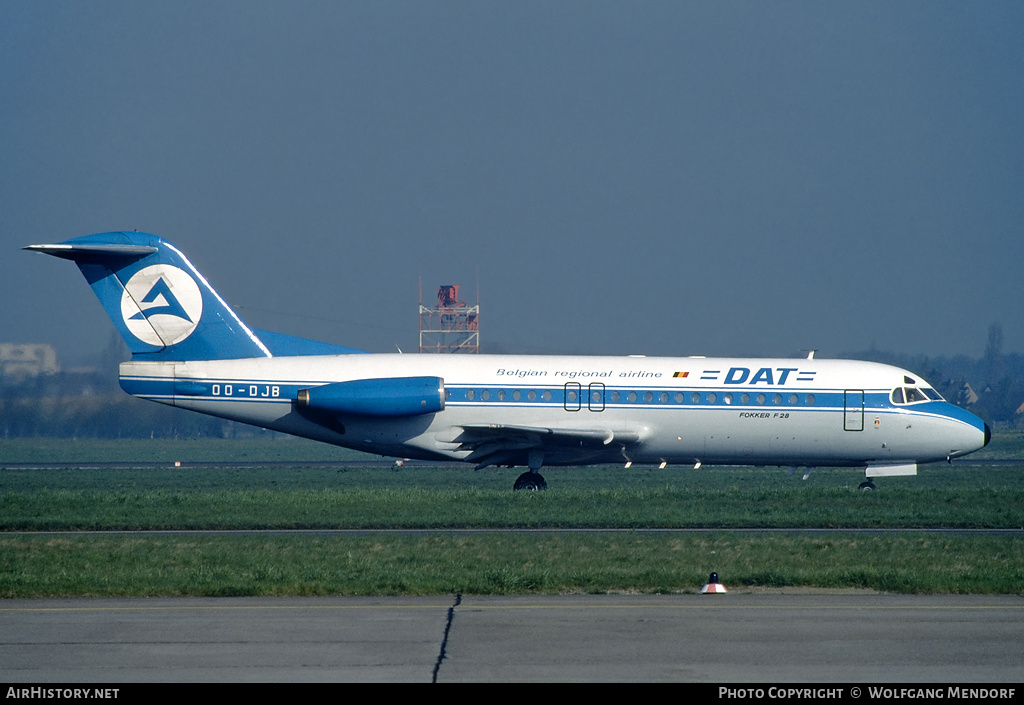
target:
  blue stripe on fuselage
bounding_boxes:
[120,376,982,432]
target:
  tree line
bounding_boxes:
[0,370,265,439]
[846,324,1023,428]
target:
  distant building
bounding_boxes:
[959,382,979,406]
[0,344,60,380]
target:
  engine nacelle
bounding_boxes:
[296,376,445,417]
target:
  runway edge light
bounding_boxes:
[700,571,727,594]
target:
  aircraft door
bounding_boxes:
[844,390,864,431]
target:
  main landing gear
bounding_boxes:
[513,449,547,491]
[858,479,876,491]
[513,471,547,491]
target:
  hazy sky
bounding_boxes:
[3,1,1022,365]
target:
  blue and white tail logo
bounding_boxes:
[121,264,204,346]
[27,231,351,360]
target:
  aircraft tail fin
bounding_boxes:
[26,231,276,361]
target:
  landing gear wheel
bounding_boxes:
[858,480,876,491]
[513,471,547,491]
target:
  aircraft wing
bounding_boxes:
[439,423,643,469]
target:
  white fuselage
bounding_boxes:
[120,353,989,473]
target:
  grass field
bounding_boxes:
[3,532,1022,597]
[2,435,1023,597]
[1,429,1019,465]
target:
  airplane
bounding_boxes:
[26,231,991,491]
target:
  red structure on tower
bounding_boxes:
[419,282,479,353]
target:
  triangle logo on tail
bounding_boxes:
[120,264,203,346]
[129,276,194,322]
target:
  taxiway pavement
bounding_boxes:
[2,593,1022,682]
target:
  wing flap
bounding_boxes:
[441,423,644,469]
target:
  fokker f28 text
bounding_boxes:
[27,232,990,490]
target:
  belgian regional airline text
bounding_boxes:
[496,367,815,385]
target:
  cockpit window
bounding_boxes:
[904,387,927,403]
[892,386,941,405]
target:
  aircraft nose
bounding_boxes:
[984,422,992,447]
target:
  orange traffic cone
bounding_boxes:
[700,571,728,594]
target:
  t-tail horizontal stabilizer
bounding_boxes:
[27,232,273,361]
[28,232,367,362]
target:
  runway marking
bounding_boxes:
[451,604,1024,610]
